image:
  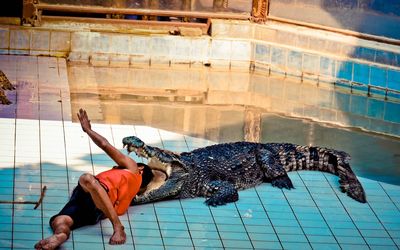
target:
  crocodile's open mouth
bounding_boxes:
[138,168,168,195]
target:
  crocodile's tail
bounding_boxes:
[280,144,366,203]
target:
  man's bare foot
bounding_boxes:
[34,233,68,250]
[109,226,126,245]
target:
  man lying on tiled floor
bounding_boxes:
[34,109,157,249]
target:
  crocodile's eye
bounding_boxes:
[132,138,144,147]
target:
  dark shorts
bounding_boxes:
[50,184,105,230]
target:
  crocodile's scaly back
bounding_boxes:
[179,142,265,198]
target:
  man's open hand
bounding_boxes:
[77,108,91,133]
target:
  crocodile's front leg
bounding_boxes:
[203,180,239,206]
[257,148,294,189]
[131,171,188,205]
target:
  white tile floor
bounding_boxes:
[1,55,400,249]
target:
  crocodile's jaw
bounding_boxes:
[126,144,173,177]
[128,146,147,158]
[148,157,173,176]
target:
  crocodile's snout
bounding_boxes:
[122,136,145,153]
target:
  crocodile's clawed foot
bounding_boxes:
[271,175,294,189]
[205,198,226,207]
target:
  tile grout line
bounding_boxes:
[331,175,399,247]
[131,125,148,250]
[150,203,166,250]
[185,140,226,250]
[232,202,256,249]
[38,55,45,242]
[253,187,285,249]
[295,172,345,247]
[207,200,233,249]
[362,181,398,247]
[151,129,166,250]
[134,126,166,249]
[377,183,400,212]
[379,182,400,248]
[179,134,199,249]
[110,124,136,249]
[10,72,18,250]
[158,130,196,249]
[178,196,195,249]
[321,172,370,248]
[87,127,106,250]
[59,89,75,250]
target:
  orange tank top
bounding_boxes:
[96,168,142,215]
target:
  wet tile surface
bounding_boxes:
[0,55,400,249]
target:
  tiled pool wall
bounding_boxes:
[0,20,399,137]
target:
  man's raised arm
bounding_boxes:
[77,108,139,173]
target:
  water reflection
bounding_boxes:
[68,64,400,185]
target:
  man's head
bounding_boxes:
[138,163,154,188]
[137,162,168,196]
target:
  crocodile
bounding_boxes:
[123,136,367,206]
[0,70,15,105]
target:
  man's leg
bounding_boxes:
[34,215,73,250]
[78,173,126,245]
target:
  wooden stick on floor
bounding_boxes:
[0,185,47,209]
